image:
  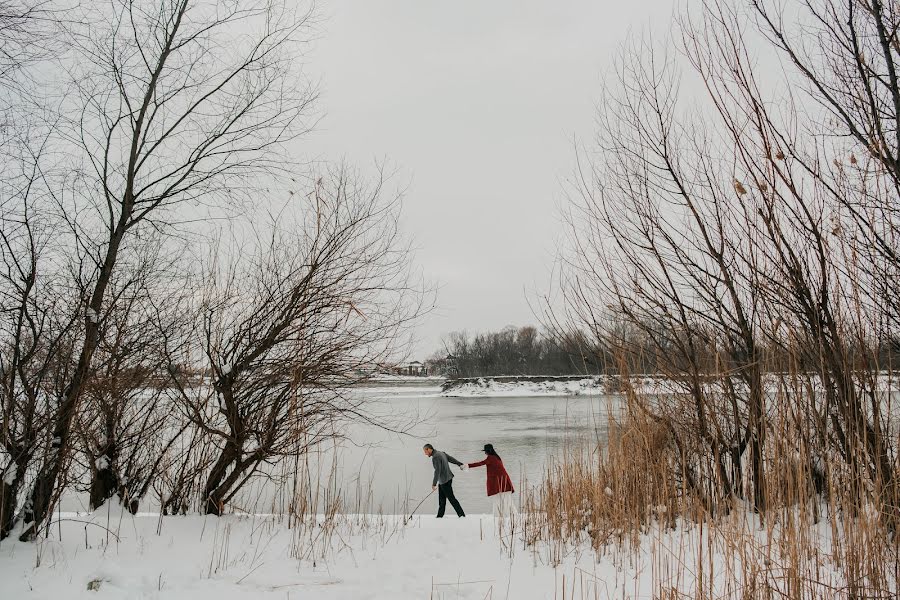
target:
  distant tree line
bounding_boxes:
[430,326,605,377]
[431,323,900,380]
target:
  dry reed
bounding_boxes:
[522,382,900,599]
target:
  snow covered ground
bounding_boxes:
[441,377,606,398]
[0,509,606,599]
[440,372,900,398]
[1,502,867,599]
[0,508,592,599]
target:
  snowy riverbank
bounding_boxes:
[0,503,870,599]
[441,377,605,397]
[438,372,900,398]
[0,509,589,599]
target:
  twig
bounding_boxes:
[47,519,121,542]
[406,490,435,522]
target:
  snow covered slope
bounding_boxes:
[0,510,585,599]
[441,377,605,397]
[0,504,870,599]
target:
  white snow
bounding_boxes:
[441,372,900,399]
[85,308,99,323]
[1,511,583,599]
[0,506,869,599]
[95,455,109,471]
[442,377,605,398]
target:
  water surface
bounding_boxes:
[59,384,619,516]
[322,384,619,515]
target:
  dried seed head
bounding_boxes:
[733,180,748,196]
[850,153,858,165]
[775,150,785,160]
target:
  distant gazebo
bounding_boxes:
[393,360,427,376]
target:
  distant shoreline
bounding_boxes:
[354,375,446,387]
[441,376,607,398]
[441,374,601,391]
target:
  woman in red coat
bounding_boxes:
[465,444,517,517]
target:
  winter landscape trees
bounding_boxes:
[532,1,900,593]
[0,0,422,541]
[1,0,899,597]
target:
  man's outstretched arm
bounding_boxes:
[446,454,463,467]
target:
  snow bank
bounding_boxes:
[0,506,869,599]
[440,371,900,398]
[442,377,605,397]
[626,372,900,397]
[0,510,580,599]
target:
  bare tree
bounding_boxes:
[72,241,193,513]
[750,1,900,332]
[693,0,897,511]
[0,1,59,97]
[437,326,601,377]
[164,166,425,515]
[16,0,316,540]
[555,0,899,519]
[556,32,769,510]
[0,129,80,539]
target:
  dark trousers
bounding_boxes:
[437,480,465,517]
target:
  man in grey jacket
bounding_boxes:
[423,443,466,518]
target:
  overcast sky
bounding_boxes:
[305,1,679,358]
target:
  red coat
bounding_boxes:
[468,455,514,496]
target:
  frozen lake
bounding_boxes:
[301,383,620,515]
[59,383,620,516]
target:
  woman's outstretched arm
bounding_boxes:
[467,459,488,468]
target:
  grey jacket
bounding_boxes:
[431,450,463,486]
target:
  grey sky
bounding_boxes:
[305,1,678,358]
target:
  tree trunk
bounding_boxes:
[19,458,57,540]
[19,220,131,541]
[0,472,22,540]
[749,368,766,514]
[203,453,258,516]
[88,447,119,511]
[202,443,240,515]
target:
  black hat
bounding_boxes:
[483,443,495,454]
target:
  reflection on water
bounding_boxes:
[326,385,621,515]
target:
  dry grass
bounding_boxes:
[523,411,678,554]
[521,390,900,599]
